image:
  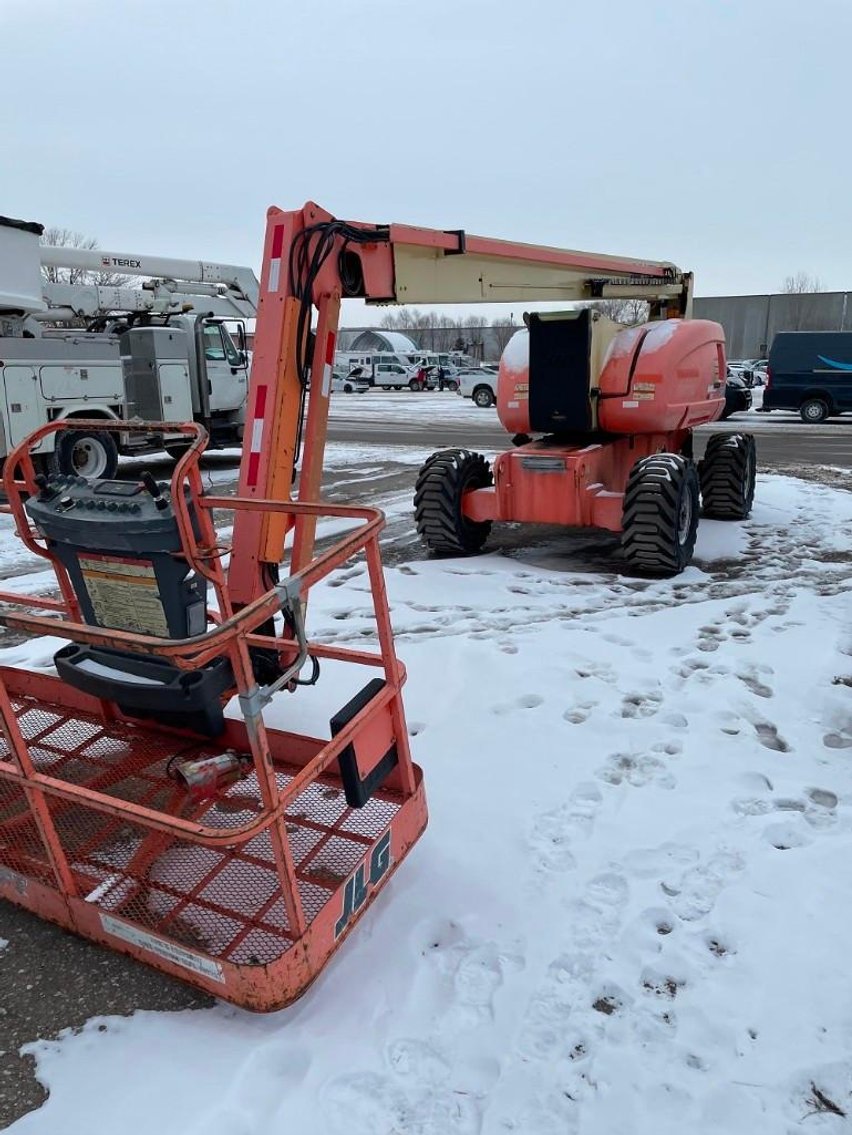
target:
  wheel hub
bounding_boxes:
[677,492,693,544]
[72,440,107,478]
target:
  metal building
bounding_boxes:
[694,292,852,359]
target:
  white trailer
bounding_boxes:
[0,216,259,476]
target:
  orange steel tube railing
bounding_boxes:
[0,419,416,944]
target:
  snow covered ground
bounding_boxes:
[5,471,852,1134]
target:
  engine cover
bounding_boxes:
[497,316,726,437]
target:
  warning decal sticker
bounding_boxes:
[100,914,226,983]
[79,554,168,636]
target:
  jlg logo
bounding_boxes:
[334,831,392,938]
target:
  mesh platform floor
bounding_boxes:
[0,694,401,966]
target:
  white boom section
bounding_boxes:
[39,280,256,320]
[38,245,259,320]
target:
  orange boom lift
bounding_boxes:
[0,204,753,1010]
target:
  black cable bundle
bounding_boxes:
[287,219,390,466]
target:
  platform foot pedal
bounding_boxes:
[330,678,399,808]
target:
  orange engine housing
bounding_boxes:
[497,316,726,437]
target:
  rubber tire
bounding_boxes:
[473,386,495,408]
[409,379,423,392]
[800,397,830,423]
[48,429,118,479]
[442,380,459,392]
[165,442,192,462]
[621,453,700,577]
[414,448,493,556]
[699,432,756,519]
[343,383,354,393]
[393,385,402,391]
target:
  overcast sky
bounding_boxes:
[3,0,849,324]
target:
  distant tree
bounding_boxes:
[491,315,518,354]
[463,314,487,361]
[780,271,825,331]
[592,298,650,326]
[782,271,823,295]
[40,227,135,288]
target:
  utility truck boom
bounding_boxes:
[0,217,260,476]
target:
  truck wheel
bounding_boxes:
[414,449,493,556]
[621,453,699,576]
[49,429,118,480]
[343,383,354,393]
[800,397,830,423]
[164,442,192,462]
[473,386,495,408]
[409,378,423,392]
[699,432,756,519]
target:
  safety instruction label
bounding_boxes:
[79,554,168,636]
[100,914,226,984]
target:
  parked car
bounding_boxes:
[721,372,752,418]
[331,369,370,394]
[457,368,497,407]
[432,365,460,391]
[763,332,852,422]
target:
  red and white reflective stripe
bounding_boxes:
[268,226,284,293]
[246,383,268,487]
[321,331,336,396]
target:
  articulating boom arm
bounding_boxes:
[270,201,692,311]
[227,201,694,612]
[38,245,260,321]
[359,223,689,309]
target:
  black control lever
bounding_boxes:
[141,471,169,511]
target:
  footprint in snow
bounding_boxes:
[662,711,689,730]
[754,721,790,753]
[716,709,742,736]
[562,700,596,725]
[732,786,837,829]
[620,688,664,719]
[425,932,523,1033]
[651,740,683,757]
[596,752,676,790]
[823,730,852,750]
[493,693,544,715]
[385,1038,450,1085]
[696,625,724,652]
[737,666,774,699]
[529,782,603,874]
[762,819,812,851]
[514,872,630,1062]
[574,662,615,684]
[328,565,367,588]
[324,1069,483,1135]
[188,1039,311,1134]
[660,849,745,923]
